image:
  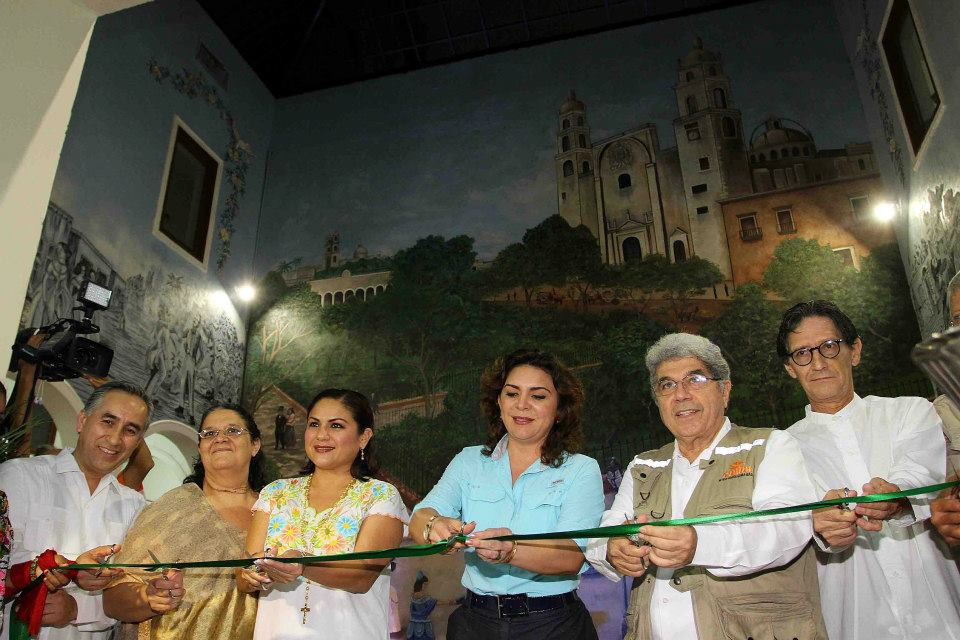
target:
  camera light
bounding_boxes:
[80,281,112,310]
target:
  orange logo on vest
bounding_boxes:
[720,460,753,480]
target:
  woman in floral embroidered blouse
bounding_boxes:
[238,388,407,640]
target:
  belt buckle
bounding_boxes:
[497,594,529,618]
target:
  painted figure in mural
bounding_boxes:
[602,456,623,493]
[283,407,296,449]
[410,349,604,640]
[273,406,286,450]
[406,571,436,640]
[30,242,71,328]
[587,334,825,640]
[0,381,151,640]
[778,300,960,640]
[144,314,175,399]
[103,403,266,640]
[175,317,204,423]
[238,388,407,640]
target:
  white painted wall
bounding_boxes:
[0,0,151,370]
[0,1,97,366]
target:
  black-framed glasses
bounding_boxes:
[654,373,721,397]
[788,339,845,366]
[199,426,250,439]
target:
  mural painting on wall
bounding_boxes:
[247,6,923,490]
[147,59,254,273]
[21,203,245,424]
[909,185,960,335]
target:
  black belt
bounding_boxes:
[465,590,580,618]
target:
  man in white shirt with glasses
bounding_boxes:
[780,300,960,640]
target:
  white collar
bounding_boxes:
[803,393,864,424]
[672,417,731,464]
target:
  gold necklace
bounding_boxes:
[204,479,251,494]
[300,474,357,625]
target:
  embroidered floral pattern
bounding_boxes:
[256,477,398,555]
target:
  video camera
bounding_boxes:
[11,281,115,381]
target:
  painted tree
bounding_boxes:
[762,238,856,302]
[702,283,803,421]
[645,255,723,329]
[488,242,539,306]
[325,235,482,417]
[243,284,326,413]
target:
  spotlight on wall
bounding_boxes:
[873,201,897,222]
[235,283,256,302]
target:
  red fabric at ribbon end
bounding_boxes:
[11,549,78,637]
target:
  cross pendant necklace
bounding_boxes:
[300,581,311,624]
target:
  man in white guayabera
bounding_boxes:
[779,299,960,640]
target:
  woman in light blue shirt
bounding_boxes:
[410,349,604,640]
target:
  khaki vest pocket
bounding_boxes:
[717,593,819,640]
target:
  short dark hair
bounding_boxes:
[479,349,585,468]
[84,381,152,423]
[183,403,269,491]
[300,389,377,480]
[776,300,860,361]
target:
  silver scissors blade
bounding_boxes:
[146,548,167,572]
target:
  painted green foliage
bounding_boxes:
[243,218,922,492]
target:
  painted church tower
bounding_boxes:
[555,92,599,238]
[672,37,751,278]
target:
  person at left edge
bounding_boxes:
[409,349,604,640]
[0,381,151,640]
[586,333,825,640]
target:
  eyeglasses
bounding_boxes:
[950,313,960,328]
[198,426,250,439]
[787,339,845,366]
[654,373,721,397]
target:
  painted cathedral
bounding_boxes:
[554,37,877,281]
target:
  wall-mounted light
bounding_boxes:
[873,201,897,222]
[235,283,256,302]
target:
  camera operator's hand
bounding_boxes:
[81,373,110,388]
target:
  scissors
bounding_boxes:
[441,523,467,554]
[146,549,181,578]
[90,544,118,577]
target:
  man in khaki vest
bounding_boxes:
[586,333,827,639]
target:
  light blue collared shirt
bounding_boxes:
[414,437,604,596]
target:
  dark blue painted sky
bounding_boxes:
[256,0,868,270]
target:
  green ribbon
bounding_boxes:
[6,480,957,597]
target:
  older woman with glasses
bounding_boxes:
[409,349,604,640]
[103,403,268,640]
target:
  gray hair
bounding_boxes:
[83,381,152,423]
[949,271,960,305]
[645,333,731,395]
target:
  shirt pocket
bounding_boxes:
[463,485,508,525]
[24,506,71,552]
[522,487,564,525]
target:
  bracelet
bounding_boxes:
[422,514,440,542]
[498,541,519,565]
[490,540,517,564]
